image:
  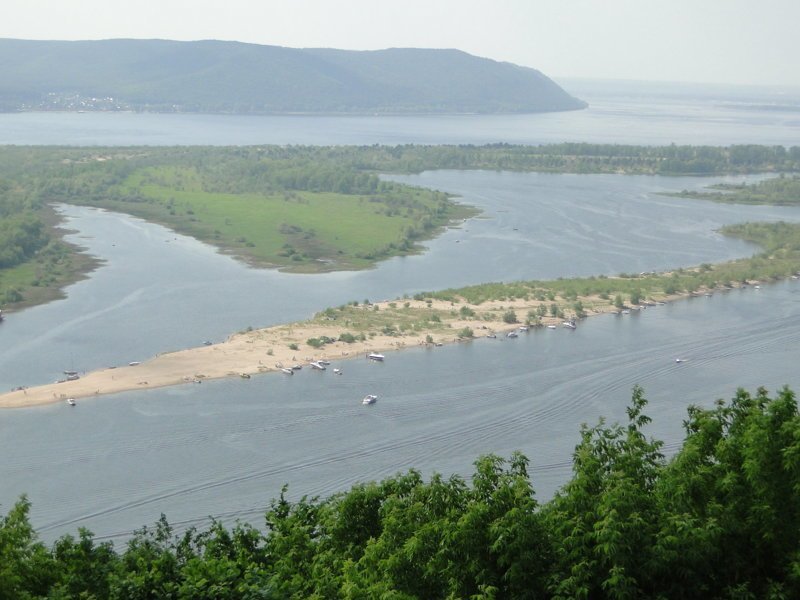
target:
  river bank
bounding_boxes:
[0,281,752,409]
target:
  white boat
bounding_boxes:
[65,373,80,381]
[318,360,331,366]
[66,398,76,406]
[486,333,497,338]
[367,353,385,361]
[129,361,141,366]
[546,324,557,329]
[240,373,251,379]
[333,368,342,374]
[362,394,378,405]
[563,321,576,329]
[281,367,294,375]
[310,361,327,370]
[518,325,529,332]
[506,331,518,338]
[291,364,302,370]
[675,358,686,363]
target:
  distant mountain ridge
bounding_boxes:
[0,38,586,114]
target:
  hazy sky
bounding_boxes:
[3,0,799,87]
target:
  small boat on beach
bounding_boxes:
[310,361,327,370]
[129,361,141,367]
[518,325,529,332]
[291,364,302,370]
[362,394,378,405]
[367,353,385,361]
[562,320,576,329]
[240,373,251,379]
[66,398,76,406]
[281,367,294,375]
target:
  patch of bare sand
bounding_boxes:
[0,290,680,409]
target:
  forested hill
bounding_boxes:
[0,38,587,114]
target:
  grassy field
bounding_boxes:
[0,241,100,309]
[98,166,473,271]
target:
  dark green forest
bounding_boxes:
[3,386,800,599]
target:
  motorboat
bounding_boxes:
[65,373,80,381]
[291,364,302,370]
[506,331,518,338]
[318,360,331,366]
[518,325,529,332]
[546,324,557,329]
[310,361,327,370]
[675,358,686,363]
[129,361,141,366]
[280,367,294,375]
[486,333,496,338]
[240,373,251,379]
[367,353,385,361]
[362,394,378,405]
[563,320,577,329]
[333,368,342,375]
[66,398,76,406]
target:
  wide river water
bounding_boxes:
[2,82,800,541]
[1,80,799,147]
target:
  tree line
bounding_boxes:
[2,386,800,598]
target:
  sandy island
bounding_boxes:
[0,287,746,409]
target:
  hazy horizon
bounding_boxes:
[3,0,799,87]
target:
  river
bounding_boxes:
[2,82,800,541]
[1,80,799,147]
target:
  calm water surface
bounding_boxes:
[1,82,799,146]
[3,82,800,540]
[2,170,800,541]
[3,280,799,541]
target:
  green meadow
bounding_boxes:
[82,164,474,272]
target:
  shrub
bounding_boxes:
[502,310,518,324]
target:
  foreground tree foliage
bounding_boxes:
[2,386,800,598]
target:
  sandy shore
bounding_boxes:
[0,290,710,409]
